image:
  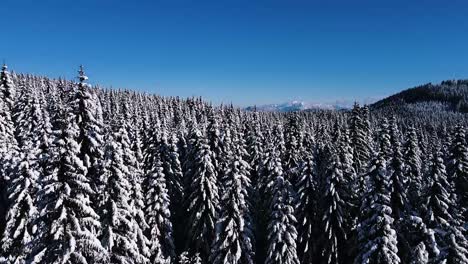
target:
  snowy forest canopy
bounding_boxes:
[0,65,467,264]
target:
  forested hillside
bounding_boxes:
[0,65,467,264]
[372,79,468,113]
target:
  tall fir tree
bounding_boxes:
[295,149,319,263]
[100,129,148,264]
[210,129,254,264]
[447,125,468,222]
[355,152,400,264]
[264,140,299,264]
[404,125,423,210]
[423,146,468,263]
[349,103,371,194]
[283,113,303,185]
[0,64,16,113]
[183,127,219,263]
[143,133,175,263]
[1,87,44,262]
[72,66,105,222]
[319,146,352,264]
[388,116,408,221]
[29,105,107,264]
[0,64,19,251]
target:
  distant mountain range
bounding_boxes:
[246,79,468,113]
[245,98,380,112]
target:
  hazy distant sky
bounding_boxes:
[2,0,468,106]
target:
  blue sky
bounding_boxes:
[2,0,468,106]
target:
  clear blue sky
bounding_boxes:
[2,0,468,106]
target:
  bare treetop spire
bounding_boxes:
[78,65,88,83]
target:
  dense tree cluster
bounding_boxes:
[0,65,467,263]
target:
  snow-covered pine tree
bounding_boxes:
[410,242,429,264]
[337,126,358,201]
[0,64,19,249]
[319,145,352,264]
[265,171,299,264]
[260,124,286,197]
[404,125,423,210]
[423,145,468,263]
[388,116,408,221]
[284,113,304,185]
[378,118,392,161]
[159,131,184,210]
[100,129,148,264]
[387,116,417,262]
[219,112,235,184]
[210,129,254,264]
[143,132,175,263]
[37,89,53,174]
[245,111,264,189]
[208,108,234,194]
[207,109,222,172]
[335,126,359,243]
[447,125,468,222]
[0,91,16,153]
[183,126,219,263]
[119,101,152,262]
[355,152,400,264]
[263,135,299,264]
[295,146,319,263]
[1,87,43,262]
[349,103,371,177]
[397,214,439,264]
[0,64,16,113]
[254,124,286,263]
[245,113,265,264]
[157,131,184,253]
[29,105,107,264]
[72,66,105,221]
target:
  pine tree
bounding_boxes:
[349,103,371,176]
[245,112,264,188]
[264,142,299,264]
[355,153,400,264]
[0,64,16,113]
[295,150,318,263]
[210,130,254,264]
[1,88,43,262]
[119,108,151,262]
[410,242,429,264]
[255,124,286,263]
[404,125,423,210]
[158,132,184,232]
[100,130,147,264]
[388,116,408,221]
[183,127,219,262]
[447,125,468,222]
[207,110,223,176]
[423,146,468,263]
[378,118,392,161]
[0,64,19,250]
[387,117,417,262]
[143,139,175,263]
[72,66,105,218]
[29,107,107,264]
[320,147,352,264]
[284,113,303,185]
